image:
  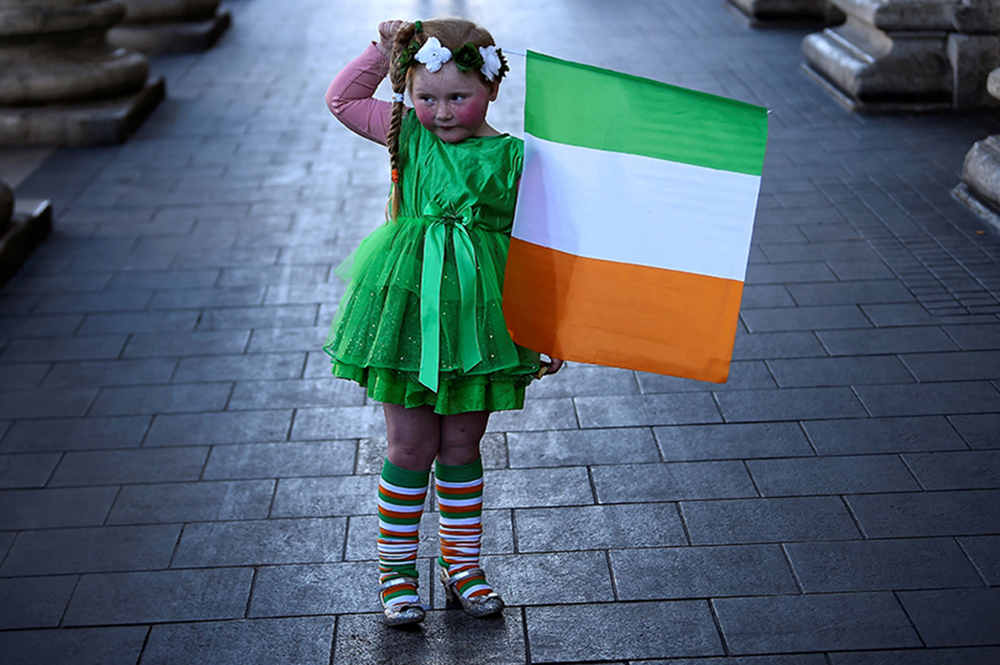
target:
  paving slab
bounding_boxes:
[142,617,335,665]
[455,551,615,608]
[525,600,724,662]
[40,357,178,388]
[0,416,150,452]
[202,439,355,480]
[506,427,659,467]
[0,627,148,665]
[802,417,969,455]
[681,497,861,545]
[784,538,984,593]
[829,648,1000,665]
[0,0,998,660]
[714,592,921,654]
[958,535,1000,586]
[897,588,1000,647]
[0,524,181,576]
[333,609,526,665]
[48,446,209,486]
[107,479,275,525]
[0,486,118,530]
[144,409,293,446]
[654,422,815,461]
[610,544,798,600]
[514,503,687,553]
[746,455,921,496]
[592,461,758,503]
[0,451,60,488]
[63,567,253,626]
[847,490,1000,538]
[171,517,347,567]
[0,576,79,629]
[948,414,1000,449]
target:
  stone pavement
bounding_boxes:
[1,0,1000,663]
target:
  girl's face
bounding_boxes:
[410,60,498,143]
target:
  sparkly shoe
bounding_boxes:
[379,577,425,627]
[439,566,504,618]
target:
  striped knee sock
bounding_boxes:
[436,457,493,600]
[378,459,429,608]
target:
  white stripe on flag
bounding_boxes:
[513,135,761,282]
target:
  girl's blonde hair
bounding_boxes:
[387,18,500,220]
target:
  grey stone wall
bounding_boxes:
[803,0,1000,111]
[954,68,1000,232]
[0,0,164,145]
[108,0,232,55]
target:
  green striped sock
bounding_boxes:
[378,459,429,608]
[436,458,492,601]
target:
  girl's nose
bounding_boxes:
[436,103,453,119]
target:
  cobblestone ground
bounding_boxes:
[2,0,1000,663]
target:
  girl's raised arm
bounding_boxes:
[326,42,394,146]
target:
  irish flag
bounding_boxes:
[503,51,768,383]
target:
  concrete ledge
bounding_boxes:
[800,62,953,113]
[108,10,231,55]
[953,182,1000,238]
[0,199,52,289]
[0,77,165,147]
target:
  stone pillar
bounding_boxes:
[0,179,53,288]
[802,0,1000,111]
[0,0,165,146]
[729,0,845,26]
[954,68,1000,232]
[108,0,231,55]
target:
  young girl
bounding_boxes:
[323,18,562,626]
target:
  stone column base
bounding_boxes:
[799,61,954,113]
[728,0,845,27]
[954,134,1000,236]
[0,199,52,289]
[0,77,165,147]
[108,9,231,55]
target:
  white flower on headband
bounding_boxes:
[414,37,452,73]
[480,45,502,82]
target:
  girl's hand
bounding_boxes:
[377,20,404,57]
[537,356,565,378]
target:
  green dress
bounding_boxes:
[324,111,540,414]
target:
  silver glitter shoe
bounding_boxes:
[379,577,425,627]
[439,566,504,618]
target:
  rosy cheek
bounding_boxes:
[455,97,489,126]
[414,106,436,130]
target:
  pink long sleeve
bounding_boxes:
[326,43,395,146]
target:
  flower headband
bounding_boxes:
[399,35,509,82]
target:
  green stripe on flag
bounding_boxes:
[525,51,768,176]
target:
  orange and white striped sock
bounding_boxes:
[377,459,429,608]
[436,457,493,601]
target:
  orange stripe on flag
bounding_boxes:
[503,238,744,383]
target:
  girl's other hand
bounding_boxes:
[537,356,564,378]
[377,20,405,57]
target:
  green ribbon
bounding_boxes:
[418,201,483,392]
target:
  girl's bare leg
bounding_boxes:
[438,410,490,465]
[384,403,441,471]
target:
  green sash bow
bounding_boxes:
[418,201,483,392]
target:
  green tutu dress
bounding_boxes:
[323,111,540,414]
